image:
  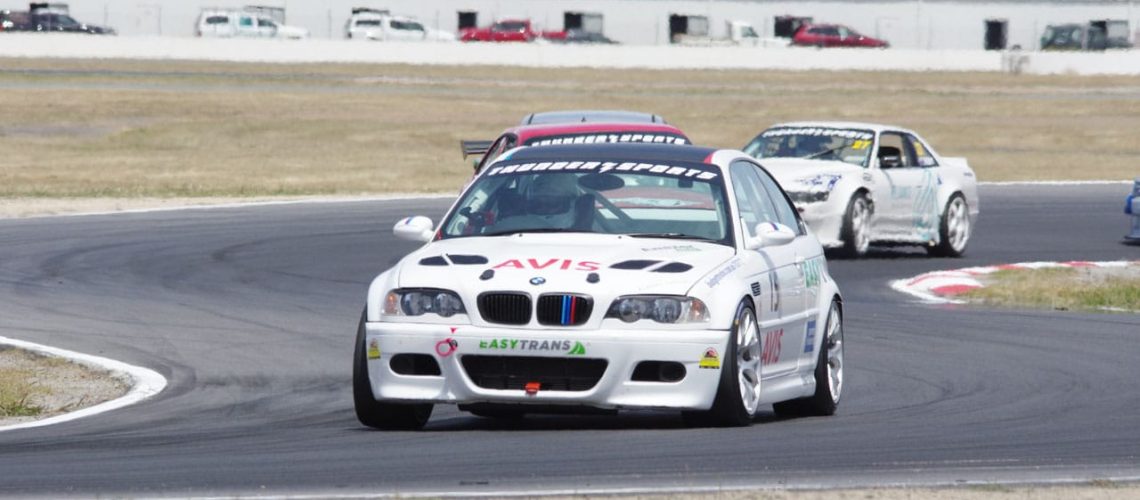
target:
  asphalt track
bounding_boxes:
[0,184,1137,498]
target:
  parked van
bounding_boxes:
[196,8,308,39]
[345,8,454,41]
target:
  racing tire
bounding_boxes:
[682,300,762,427]
[838,193,872,258]
[353,310,433,430]
[927,193,971,257]
[773,299,844,418]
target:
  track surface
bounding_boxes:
[0,185,1137,498]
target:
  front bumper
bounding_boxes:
[795,200,846,248]
[364,322,729,411]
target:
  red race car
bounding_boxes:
[460,18,565,42]
[462,122,691,174]
[791,23,889,48]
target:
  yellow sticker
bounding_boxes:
[699,347,721,369]
[913,141,926,155]
[367,339,381,360]
[851,140,870,150]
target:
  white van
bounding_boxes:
[196,9,308,39]
[345,8,454,41]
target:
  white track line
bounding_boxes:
[0,336,167,433]
[11,193,453,220]
[6,181,1133,221]
[979,180,1132,186]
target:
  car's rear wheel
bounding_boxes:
[928,193,970,257]
[773,299,844,417]
[353,310,433,430]
[682,300,761,427]
[839,193,872,258]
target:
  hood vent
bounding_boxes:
[418,254,489,266]
[610,259,660,270]
[448,254,489,265]
[652,262,693,273]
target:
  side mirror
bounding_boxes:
[879,155,902,169]
[393,216,434,243]
[745,222,797,250]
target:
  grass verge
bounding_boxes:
[0,346,129,424]
[962,266,1140,312]
[1,58,1138,200]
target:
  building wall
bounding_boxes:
[6,0,1136,50]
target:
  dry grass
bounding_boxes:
[963,266,1140,312]
[1,58,1139,198]
[0,350,48,417]
[0,346,129,424]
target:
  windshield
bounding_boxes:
[523,132,689,147]
[743,127,875,167]
[440,159,732,246]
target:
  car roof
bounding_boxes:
[520,110,666,126]
[505,122,688,142]
[767,121,913,135]
[496,143,718,165]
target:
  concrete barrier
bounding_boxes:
[1,34,1138,75]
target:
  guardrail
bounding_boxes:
[1,34,1139,75]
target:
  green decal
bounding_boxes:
[568,341,586,355]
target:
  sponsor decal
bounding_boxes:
[486,161,718,181]
[479,338,587,355]
[435,338,458,357]
[493,258,600,272]
[640,244,702,253]
[699,347,721,369]
[760,127,874,141]
[761,329,783,366]
[704,258,743,288]
[804,320,817,354]
[913,170,939,241]
[367,339,381,360]
[526,133,689,147]
[802,256,827,289]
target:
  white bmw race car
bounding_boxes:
[743,122,979,257]
[354,143,844,429]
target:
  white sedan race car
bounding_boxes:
[744,122,979,257]
[354,143,844,429]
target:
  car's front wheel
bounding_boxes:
[928,193,971,257]
[682,300,761,427]
[774,299,844,417]
[353,310,433,430]
[839,193,872,258]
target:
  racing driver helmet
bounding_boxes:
[525,173,578,220]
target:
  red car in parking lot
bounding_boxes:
[792,23,888,48]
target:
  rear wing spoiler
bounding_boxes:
[460,140,493,158]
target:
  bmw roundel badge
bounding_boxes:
[529,277,546,286]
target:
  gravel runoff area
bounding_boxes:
[0,346,129,427]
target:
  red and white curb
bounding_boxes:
[891,260,1139,304]
[0,336,167,433]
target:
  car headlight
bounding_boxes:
[384,289,466,317]
[787,190,831,204]
[787,174,842,204]
[605,296,709,324]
